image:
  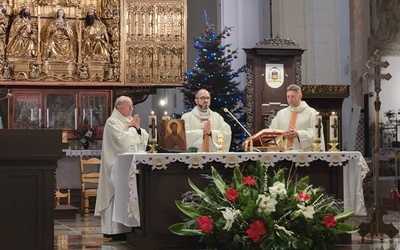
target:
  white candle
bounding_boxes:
[30,109,33,121]
[162,111,170,121]
[397,126,400,142]
[46,109,49,128]
[148,111,157,142]
[38,108,41,127]
[82,109,86,123]
[313,112,322,140]
[329,112,338,141]
[74,108,78,130]
[90,109,93,127]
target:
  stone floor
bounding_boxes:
[54,211,400,249]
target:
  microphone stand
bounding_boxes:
[223,108,253,151]
[0,93,11,101]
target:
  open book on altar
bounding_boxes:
[244,128,285,152]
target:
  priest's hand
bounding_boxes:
[203,120,211,136]
[130,114,141,129]
[284,127,298,139]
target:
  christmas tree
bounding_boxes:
[182,12,246,151]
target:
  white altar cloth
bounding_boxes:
[62,149,102,157]
[111,151,369,227]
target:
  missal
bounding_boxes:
[244,128,285,151]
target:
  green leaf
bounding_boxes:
[335,222,359,234]
[211,166,227,195]
[334,209,354,220]
[175,200,202,218]
[169,223,203,236]
[232,166,243,188]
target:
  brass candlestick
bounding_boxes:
[217,134,224,153]
[328,140,339,152]
[313,140,322,152]
[149,141,158,153]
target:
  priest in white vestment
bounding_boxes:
[95,96,149,240]
[269,84,325,151]
[181,89,231,152]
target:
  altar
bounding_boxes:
[110,151,368,249]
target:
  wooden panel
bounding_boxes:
[127,159,344,249]
[0,130,64,250]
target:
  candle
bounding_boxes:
[30,109,33,121]
[82,109,86,123]
[90,109,93,127]
[329,112,338,141]
[148,111,157,142]
[162,111,170,121]
[74,108,78,130]
[397,126,400,142]
[46,108,49,128]
[38,108,41,127]
[313,112,322,140]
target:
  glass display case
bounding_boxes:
[9,89,111,139]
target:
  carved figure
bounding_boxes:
[43,9,75,61]
[6,7,37,59]
[82,9,110,62]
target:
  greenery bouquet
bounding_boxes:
[169,161,358,250]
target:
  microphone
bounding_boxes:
[0,93,12,101]
[223,108,252,137]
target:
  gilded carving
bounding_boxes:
[301,85,350,97]
[0,0,185,86]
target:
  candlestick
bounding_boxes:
[46,108,49,128]
[90,109,93,128]
[313,112,322,140]
[74,108,77,130]
[82,109,86,123]
[31,109,33,121]
[329,112,338,141]
[162,111,170,121]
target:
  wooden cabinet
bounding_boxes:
[0,130,65,250]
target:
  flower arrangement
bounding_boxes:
[169,161,358,250]
[74,124,96,148]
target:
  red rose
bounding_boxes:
[323,214,337,228]
[225,187,239,202]
[243,176,256,186]
[296,190,311,202]
[197,216,213,233]
[246,220,266,243]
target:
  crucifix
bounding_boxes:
[359,49,398,240]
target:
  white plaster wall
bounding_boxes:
[219,0,269,89]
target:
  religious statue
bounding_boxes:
[42,9,75,61]
[6,7,37,59]
[82,9,110,62]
